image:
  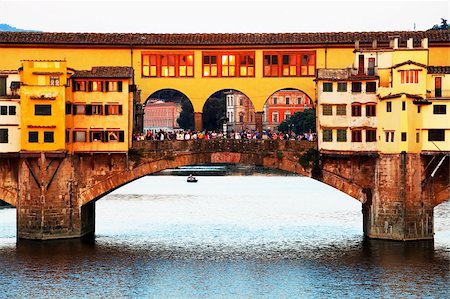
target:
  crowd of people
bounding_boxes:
[133,129,317,142]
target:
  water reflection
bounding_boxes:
[0,175,449,298]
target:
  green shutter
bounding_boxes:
[85,104,92,115]
[119,131,124,142]
[118,81,123,92]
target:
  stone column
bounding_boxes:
[17,154,93,240]
[255,111,264,132]
[194,112,203,132]
[364,153,434,241]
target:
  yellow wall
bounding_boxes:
[20,60,67,151]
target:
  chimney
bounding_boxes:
[355,40,360,50]
[407,38,413,49]
[421,38,428,49]
[393,38,399,49]
[372,40,377,49]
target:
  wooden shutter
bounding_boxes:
[85,104,92,115]
[118,81,123,92]
[88,81,92,92]
[105,105,109,115]
[105,81,109,92]
[119,131,124,142]
[118,105,123,115]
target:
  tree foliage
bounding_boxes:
[277,108,316,134]
[430,18,449,30]
[177,98,194,130]
[202,92,226,131]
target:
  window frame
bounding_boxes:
[351,103,362,117]
[337,82,347,92]
[322,129,332,142]
[366,129,377,142]
[336,129,347,142]
[433,105,447,115]
[34,104,52,116]
[366,103,376,117]
[351,129,362,142]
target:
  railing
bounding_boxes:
[350,67,378,77]
[426,89,450,98]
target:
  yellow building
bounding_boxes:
[19,60,71,152]
[66,67,134,153]
[0,31,448,131]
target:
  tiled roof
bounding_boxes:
[316,68,378,81]
[391,60,427,69]
[73,67,133,78]
[427,66,450,74]
[380,93,423,100]
[0,30,448,46]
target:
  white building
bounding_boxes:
[0,71,21,153]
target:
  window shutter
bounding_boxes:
[72,81,76,92]
[101,81,105,92]
[103,131,107,142]
[119,131,124,142]
[118,81,123,92]
[86,104,92,115]
[73,104,77,115]
[65,103,72,115]
[105,81,109,92]
[118,105,123,115]
[105,105,109,115]
[88,81,92,92]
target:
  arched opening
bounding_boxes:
[263,88,315,138]
[202,89,255,132]
[143,89,194,137]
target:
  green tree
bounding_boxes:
[177,97,194,130]
[278,108,316,134]
[202,92,226,131]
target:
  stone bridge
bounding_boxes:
[0,140,448,241]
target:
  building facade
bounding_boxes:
[143,100,182,132]
[225,91,255,131]
[0,70,20,153]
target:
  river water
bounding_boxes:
[0,174,449,298]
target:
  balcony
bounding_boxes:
[426,89,450,98]
[351,67,378,77]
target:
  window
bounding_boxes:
[366,129,377,142]
[401,132,407,141]
[300,53,315,76]
[264,54,279,76]
[239,114,244,123]
[107,131,125,142]
[351,103,361,116]
[351,130,362,142]
[385,131,395,142]
[179,54,194,77]
[416,132,420,143]
[336,105,346,116]
[272,112,278,123]
[322,105,332,115]
[386,101,392,112]
[88,81,103,92]
[28,131,38,143]
[107,81,119,92]
[73,104,86,115]
[351,82,362,92]
[273,97,278,105]
[337,129,347,142]
[282,54,297,76]
[50,76,60,86]
[74,81,86,91]
[239,54,254,77]
[297,97,302,105]
[400,70,419,84]
[44,131,54,143]
[142,54,158,77]
[8,106,16,115]
[428,129,445,141]
[203,55,218,77]
[90,131,104,142]
[285,112,291,120]
[66,103,72,115]
[323,82,333,92]
[0,106,6,115]
[0,129,8,143]
[286,97,290,104]
[433,105,447,114]
[73,131,87,142]
[366,104,376,117]
[105,104,123,115]
[35,104,52,116]
[323,129,332,142]
[337,82,347,92]
[366,82,376,92]
[402,101,406,111]
[161,54,176,77]
[88,104,103,115]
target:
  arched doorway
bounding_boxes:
[202,89,255,132]
[144,89,194,134]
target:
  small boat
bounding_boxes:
[187,174,198,183]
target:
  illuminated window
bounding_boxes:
[74,81,86,91]
[203,55,218,77]
[107,81,118,91]
[400,70,419,84]
[239,54,254,77]
[282,54,297,76]
[179,54,194,77]
[88,81,103,92]
[105,104,122,115]
[142,54,158,77]
[300,53,315,76]
[161,54,176,77]
[221,55,236,77]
